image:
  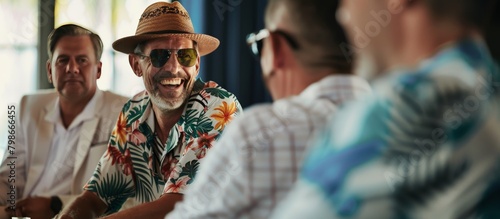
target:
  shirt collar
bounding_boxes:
[299,74,372,101]
[45,89,102,129]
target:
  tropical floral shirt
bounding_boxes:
[271,37,500,218]
[84,79,242,214]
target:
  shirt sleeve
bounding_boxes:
[84,111,136,214]
[162,89,243,195]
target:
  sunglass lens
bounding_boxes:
[150,49,170,68]
[177,49,197,67]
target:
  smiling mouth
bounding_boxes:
[159,78,184,88]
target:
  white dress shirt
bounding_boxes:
[30,90,102,197]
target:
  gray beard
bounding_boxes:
[150,90,187,113]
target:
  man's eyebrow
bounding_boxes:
[55,54,69,59]
[76,54,90,58]
[56,54,90,58]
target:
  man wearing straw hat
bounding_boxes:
[57,1,242,218]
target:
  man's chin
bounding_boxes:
[150,84,194,112]
[151,95,185,112]
[60,89,86,100]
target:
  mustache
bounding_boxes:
[64,75,81,80]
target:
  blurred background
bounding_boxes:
[0,0,498,158]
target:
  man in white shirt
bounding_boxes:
[0,24,128,219]
[166,0,371,218]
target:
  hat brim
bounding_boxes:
[112,33,220,56]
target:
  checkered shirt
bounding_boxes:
[166,75,372,219]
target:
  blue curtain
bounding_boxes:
[179,0,271,108]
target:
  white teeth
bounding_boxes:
[160,78,182,86]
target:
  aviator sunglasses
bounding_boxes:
[136,48,198,68]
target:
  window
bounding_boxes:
[0,0,170,159]
[0,0,39,159]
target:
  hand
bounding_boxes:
[14,196,55,219]
[4,205,16,218]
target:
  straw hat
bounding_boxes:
[112,1,219,56]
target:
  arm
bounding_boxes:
[12,193,87,217]
[101,193,182,219]
[56,191,107,219]
[57,194,81,208]
[7,196,55,219]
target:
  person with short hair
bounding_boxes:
[166,0,371,218]
[56,2,242,219]
[0,24,128,219]
[271,0,500,218]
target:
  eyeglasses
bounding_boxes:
[246,29,299,58]
[136,48,198,68]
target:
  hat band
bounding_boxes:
[140,6,190,21]
[141,30,193,35]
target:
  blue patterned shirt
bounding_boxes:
[271,37,500,219]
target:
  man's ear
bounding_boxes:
[194,55,200,77]
[96,61,102,79]
[270,32,285,70]
[129,54,143,77]
[46,60,52,83]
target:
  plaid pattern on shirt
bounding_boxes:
[167,75,372,219]
[271,37,500,219]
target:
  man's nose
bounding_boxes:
[162,52,180,73]
[66,58,79,74]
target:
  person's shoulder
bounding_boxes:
[232,100,309,132]
[195,80,239,102]
[214,102,273,144]
[385,53,487,101]
[238,102,273,118]
[119,90,150,114]
[189,79,242,113]
[234,95,338,129]
[275,94,335,115]
[13,90,58,121]
[22,89,57,99]
[101,90,129,106]
[20,89,58,107]
[101,90,129,102]
[126,90,150,106]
